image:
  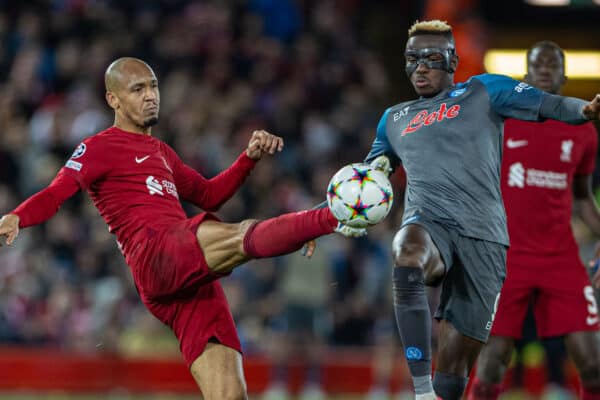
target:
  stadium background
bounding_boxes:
[0,0,599,399]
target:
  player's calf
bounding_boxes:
[393,265,434,395]
[474,336,514,385]
[566,331,600,399]
[241,208,338,259]
[435,321,484,400]
[392,226,439,398]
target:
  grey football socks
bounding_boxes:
[393,266,433,395]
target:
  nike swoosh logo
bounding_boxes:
[135,155,150,163]
[506,139,528,149]
[587,316,599,326]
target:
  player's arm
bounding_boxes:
[365,107,401,176]
[573,174,600,288]
[0,170,80,246]
[572,123,600,287]
[172,130,282,211]
[475,74,598,124]
[573,175,600,235]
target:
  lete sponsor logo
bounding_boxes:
[402,103,461,136]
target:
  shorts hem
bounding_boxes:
[438,314,489,343]
[184,334,243,369]
[537,325,600,339]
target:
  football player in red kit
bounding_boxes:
[469,42,600,400]
[0,58,364,400]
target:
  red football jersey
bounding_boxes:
[13,127,256,258]
[501,119,598,257]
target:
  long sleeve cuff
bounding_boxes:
[540,93,588,125]
[236,151,258,170]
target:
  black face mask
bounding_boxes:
[405,47,456,77]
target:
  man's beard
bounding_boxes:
[143,116,159,128]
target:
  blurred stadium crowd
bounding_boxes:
[0,0,420,368]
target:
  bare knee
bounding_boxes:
[237,219,258,256]
[392,227,430,268]
[197,219,259,274]
[392,230,444,285]
[393,240,427,267]
[476,336,514,383]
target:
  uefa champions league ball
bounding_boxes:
[327,163,394,228]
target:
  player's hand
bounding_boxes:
[0,214,20,247]
[334,222,367,238]
[301,240,317,258]
[246,130,284,160]
[369,155,392,176]
[583,94,600,120]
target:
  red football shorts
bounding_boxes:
[491,252,600,339]
[127,212,241,368]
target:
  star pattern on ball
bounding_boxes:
[349,166,376,189]
[346,195,373,221]
[327,180,343,200]
[379,187,393,206]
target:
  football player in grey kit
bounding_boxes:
[366,20,600,400]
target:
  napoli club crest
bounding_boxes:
[449,88,466,98]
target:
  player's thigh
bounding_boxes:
[565,330,600,382]
[393,223,445,278]
[436,319,484,376]
[196,219,256,274]
[190,341,248,400]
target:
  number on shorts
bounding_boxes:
[486,293,501,330]
[584,286,599,326]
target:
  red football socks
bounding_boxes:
[243,208,338,258]
[467,376,502,400]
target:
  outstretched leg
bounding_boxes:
[196,208,338,274]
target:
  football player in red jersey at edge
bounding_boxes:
[469,42,600,400]
[0,58,366,399]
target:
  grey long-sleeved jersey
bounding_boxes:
[366,74,588,245]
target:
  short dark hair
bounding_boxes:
[408,20,455,48]
[527,41,565,64]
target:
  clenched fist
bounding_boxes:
[0,214,20,246]
[583,94,600,121]
[246,130,284,160]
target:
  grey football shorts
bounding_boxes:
[403,216,507,343]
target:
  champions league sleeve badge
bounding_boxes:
[71,143,87,159]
